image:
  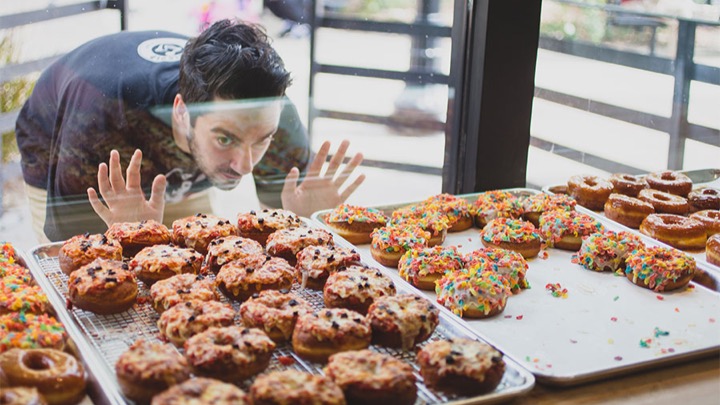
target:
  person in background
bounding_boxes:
[15,19,364,242]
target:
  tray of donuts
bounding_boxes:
[23,212,535,405]
[310,189,720,386]
[0,241,109,405]
[542,168,720,272]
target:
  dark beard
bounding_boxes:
[187,128,241,190]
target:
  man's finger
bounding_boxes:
[149,174,167,209]
[339,173,366,202]
[333,152,364,187]
[97,163,114,199]
[306,141,330,181]
[324,140,350,180]
[282,167,300,198]
[126,149,143,191]
[108,150,126,191]
[87,187,110,223]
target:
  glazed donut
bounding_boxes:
[215,255,295,302]
[574,231,644,272]
[638,189,690,215]
[149,273,218,314]
[471,190,522,228]
[639,214,707,251]
[390,206,449,246]
[325,350,417,405]
[115,339,191,404]
[435,269,509,318]
[567,175,614,211]
[519,193,576,227]
[171,213,237,255]
[645,171,692,197]
[236,208,303,246]
[157,300,236,347]
[265,227,334,266]
[465,248,530,293]
[326,204,388,244]
[480,218,542,259]
[129,245,203,286]
[688,188,720,212]
[609,173,648,197]
[58,233,122,275]
[0,387,47,405]
[625,246,695,292]
[420,194,474,232]
[398,245,464,291]
[202,236,264,274]
[0,283,51,315]
[323,265,396,314]
[67,258,138,315]
[249,370,345,405]
[690,210,720,237]
[0,348,86,405]
[370,224,430,268]
[707,234,720,266]
[416,338,505,396]
[292,308,372,363]
[0,313,67,352]
[366,294,439,350]
[151,377,249,405]
[184,326,275,383]
[238,290,313,342]
[539,210,604,251]
[295,245,361,290]
[105,220,171,257]
[604,193,655,229]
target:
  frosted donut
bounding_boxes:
[398,245,464,291]
[236,208,303,246]
[326,204,388,244]
[202,236,264,274]
[0,348,86,405]
[609,173,648,197]
[157,300,236,347]
[149,273,218,314]
[58,233,122,275]
[567,175,613,211]
[638,189,690,215]
[215,255,295,302]
[249,370,344,405]
[465,248,530,293]
[171,213,237,255]
[184,326,276,383]
[625,246,695,292]
[436,269,509,318]
[690,210,720,237]
[323,265,397,315]
[519,193,576,227]
[390,206,449,247]
[0,313,67,352]
[295,245,361,290]
[105,220,171,257]
[366,294,439,350]
[420,194,474,232]
[645,171,692,197]
[639,214,706,251]
[472,190,523,228]
[688,188,720,212]
[370,224,430,268]
[238,290,313,342]
[480,218,541,259]
[604,193,655,229]
[707,234,720,266]
[539,210,604,251]
[151,378,249,405]
[292,309,371,363]
[67,258,138,315]
[574,231,644,272]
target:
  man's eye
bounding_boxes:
[217,136,233,147]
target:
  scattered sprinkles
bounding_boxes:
[614,356,623,361]
[653,327,670,338]
[516,315,524,320]
[610,317,617,322]
[545,283,568,299]
[656,295,664,301]
[613,296,620,301]
[639,338,652,348]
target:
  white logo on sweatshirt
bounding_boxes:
[137,38,186,63]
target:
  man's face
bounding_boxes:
[186,100,282,190]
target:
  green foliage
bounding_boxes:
[1,35,36,163]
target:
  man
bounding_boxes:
[15,19,364,242]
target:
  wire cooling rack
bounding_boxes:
[29,243,534,404]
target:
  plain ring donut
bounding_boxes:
[0,348,86,405]
[639,213,706,250]
[688,188,720,212]
[645,171,692,197]
[609,173,648,197]
[567,175,614,210]
[638,189,690,215]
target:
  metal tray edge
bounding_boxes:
[23,243,127,405]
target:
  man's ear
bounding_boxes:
[173,94,188,125]
[172,94,191,152]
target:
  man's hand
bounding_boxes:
[281,140,365,217]
[87,149,167,227]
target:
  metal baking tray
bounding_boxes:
[311,189,720,386]
[542,168,720,271]
[26,235,535,405]
[12,247,112,405]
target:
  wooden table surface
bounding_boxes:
[515,356,720,404]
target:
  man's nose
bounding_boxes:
[230,147,253,176]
